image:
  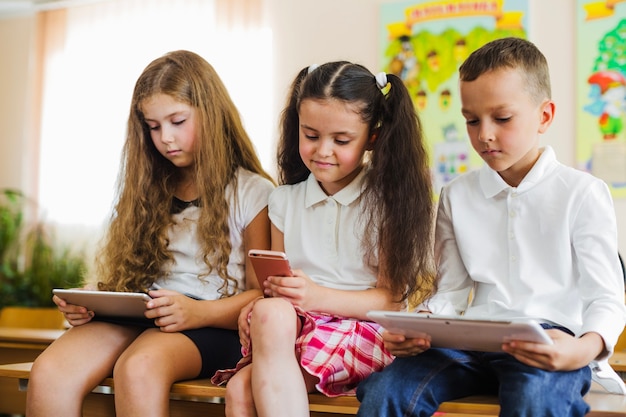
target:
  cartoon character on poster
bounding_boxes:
[577,0,626,196]
[586,70,626,141]
[379,0,528,193]
[433,124,469,192]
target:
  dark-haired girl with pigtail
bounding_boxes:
[213,61,436,417]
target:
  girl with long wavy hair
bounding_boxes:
[27,50,274,417]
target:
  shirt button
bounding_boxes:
[509,211,516,218]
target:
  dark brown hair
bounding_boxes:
[277,61,436,302]
[459,37,551,104]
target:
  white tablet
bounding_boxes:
[53,289,152,319]
[366,311,553,352]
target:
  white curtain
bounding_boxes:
[36,0,273,253]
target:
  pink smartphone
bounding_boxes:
[248,249,292,290]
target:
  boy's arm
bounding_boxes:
[503,180,624,371]
[573,180,626,359]
[417,188,473,315]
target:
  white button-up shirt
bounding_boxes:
[423,146,626,353]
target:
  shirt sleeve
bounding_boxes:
[572,179,626,358]
[418,187,474,315]
[268,185,288,233]
[236,170,274,228]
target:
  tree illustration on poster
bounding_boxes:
[576,0,626,198]
[379,0,528,194]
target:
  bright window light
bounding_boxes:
[38,0,274,240]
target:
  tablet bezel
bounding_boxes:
[366,311,553,352]
[52,289,152,319]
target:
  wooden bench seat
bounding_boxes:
[0,327,65,353]
[0,327,66,415]
[0,317,624,416]
[1,361,626,416]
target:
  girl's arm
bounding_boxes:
[207,206,270,329]
[243,206,271,292]
[148,207,270,331]
[266,224,402,320]
[267,273,401,320]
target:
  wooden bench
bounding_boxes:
[0,327,66,415]
[0,309,624,416]
[1,360,626,416]
[0,307,66,364]
[0,306,67,415]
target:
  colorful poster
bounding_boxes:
[576,0,626,198]
[379,0,528,192]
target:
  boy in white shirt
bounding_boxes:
[356,37,626,416]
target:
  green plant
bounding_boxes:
[0,189,23,278]
[0,189,86,308]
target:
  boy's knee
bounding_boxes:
[356,369,388,401]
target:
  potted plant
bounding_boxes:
[0,188,86,328]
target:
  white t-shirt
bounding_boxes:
[423,146,626,353]
[269,170,377,291]
[154,168,274,300]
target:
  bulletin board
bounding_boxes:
[576,0,626,198]
[379,0,528,192]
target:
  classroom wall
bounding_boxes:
[0,15,36,192]
[265,0,626,256]
[1,0,625,255]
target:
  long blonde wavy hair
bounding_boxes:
[96,50,273,296]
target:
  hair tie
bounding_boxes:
[307,64,319,74]
[375,72,388,89]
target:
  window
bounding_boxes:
[36,0,273,249]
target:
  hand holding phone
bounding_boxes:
[248,249,292,292]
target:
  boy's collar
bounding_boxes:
[480,146,556,197]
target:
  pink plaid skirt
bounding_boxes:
[211,307,393,396]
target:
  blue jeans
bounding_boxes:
[356,345,591,417]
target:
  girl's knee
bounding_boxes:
[30,355,57,384]
[250,297,293,319]
[113,349,155,384]
[31,350,75,383]
[225,367,254,416]
[249,298,298,338]
[225,368,250,398]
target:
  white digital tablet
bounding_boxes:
[366,311,553,352]
[53,289,152,318]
